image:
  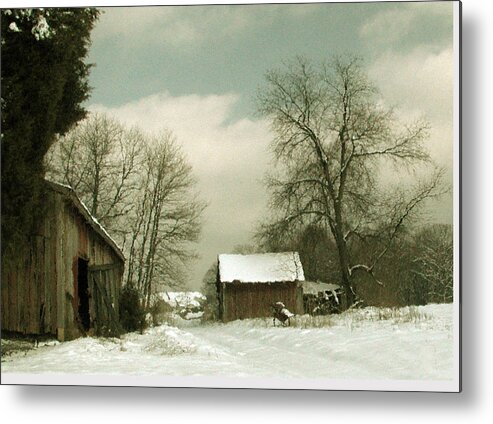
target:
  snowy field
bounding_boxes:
[1,304,454,382]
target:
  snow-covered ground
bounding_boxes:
[1,304,454,382]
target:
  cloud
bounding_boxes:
[368,47,454,168]
[90,91,272,286]
[360,2,453,47]
[92,4,318,50]
[360,7,416,45]
[92,7,196,47]
[360,2,454,169]
[360,2,455,226]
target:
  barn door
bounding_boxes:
[77,258,90,332]
[88,264,122,337]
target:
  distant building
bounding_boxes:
[216,252,304,322]
[1,181,125,341]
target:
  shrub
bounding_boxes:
[119,286,146,333]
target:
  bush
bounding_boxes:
[119,286,146,333]
[200,263,220,321]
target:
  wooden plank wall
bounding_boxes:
[1,189,124,339]
[1,191,59,335]
[89,265,123,337]
[221,282,303,322]
[61,201,123,340]
[43,207,58,334]
[61,205,94,339]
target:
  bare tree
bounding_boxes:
[46,113,144,246]
[411,224,453,303]
[126,131,206,308]
[257,56,445,306]
[47,116,205,307]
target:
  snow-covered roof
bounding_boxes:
[218,252,305,283]
[45,180,125,262]
[303,281,342,295]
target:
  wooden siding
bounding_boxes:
[1,212,59,335]
[1,186,124,340]
[218,281,303,322]
[88,264,123,337]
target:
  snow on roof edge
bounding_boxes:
[46,180,125,262]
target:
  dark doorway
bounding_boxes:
[77,258,90,331]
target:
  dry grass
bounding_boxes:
[1,339,36,359]
[289,315,333,328]
[345,305,431,323]
[284,305,431,329]
[1,335,59,361]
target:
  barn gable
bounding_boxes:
[46,181,124,262]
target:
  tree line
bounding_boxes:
[202,220,453,317]
[257,222,453,307]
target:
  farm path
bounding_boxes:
[2,304,454,381]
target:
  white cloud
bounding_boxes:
[90,91,272,287]
[360,2,455,226]
[368,47,454,168]
[92,4,317,49]
[93,7,198,47]
[360,7,415,45]
[368,46,454,227]
[91,91,270,177]
[360,2,453,47]
[360,2,454,168]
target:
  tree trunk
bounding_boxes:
[333,232,355,308]
[332,205,355,308]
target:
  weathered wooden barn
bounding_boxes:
[217,252,304,322]
[1,181,125,341]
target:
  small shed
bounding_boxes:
[1,181,125,341]
[217,252,304,322]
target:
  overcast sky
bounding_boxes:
[85,1,456,290]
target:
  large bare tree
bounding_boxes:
[257,56,445,306]
[46,113,144,246]
[125,131,206,308]
[47,116,205,306]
